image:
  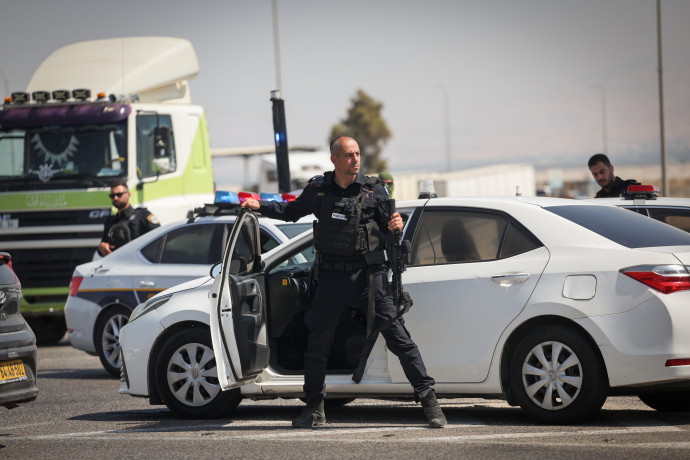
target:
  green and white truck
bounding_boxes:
[0,37,215,342]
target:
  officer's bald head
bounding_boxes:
[330,136,357,157]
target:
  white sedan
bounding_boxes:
[120,196,690,424]
[65,203,313,376]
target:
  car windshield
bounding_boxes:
[545,205,690,248]
[276,222,313,239]
[0,123,127,182]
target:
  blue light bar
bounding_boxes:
[214,190,240,204]
[260,192,282,202]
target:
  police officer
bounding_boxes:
[588,153,640,198]
[97,181,160,256]
[241,136,446,429]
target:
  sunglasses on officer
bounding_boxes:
[109,192,128,199]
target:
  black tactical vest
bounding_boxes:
[313,174,381,257]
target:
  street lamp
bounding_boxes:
[589,83,608,155]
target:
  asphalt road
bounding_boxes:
[2,340,690,459]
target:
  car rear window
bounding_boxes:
[546,205,690,248]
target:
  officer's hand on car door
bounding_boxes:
[241,199,260,210]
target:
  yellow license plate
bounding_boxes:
[0,359,27,384]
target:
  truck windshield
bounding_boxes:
[0,123,127,183]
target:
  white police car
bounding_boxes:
[119,196,690,424]
[65,191,313,376]
[582,184,690,233]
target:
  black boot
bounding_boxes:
[292,398,326,428]
[419,388,447,428]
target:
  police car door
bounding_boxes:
[209,209,269,391]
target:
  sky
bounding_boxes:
[2,0,689,186]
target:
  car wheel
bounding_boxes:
[639,391,690,412]
[155,327,242,419]
[95,305,130,376]
[509,325,608,424]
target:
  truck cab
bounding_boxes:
[0,37,214,341]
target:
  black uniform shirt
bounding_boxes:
[101,205,160,249]
[258,172,392,252]
[595,176,640,198]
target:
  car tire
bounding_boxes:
[155,327,242,419]
[639,391,690,412]
[95,305,130,377]
[509,325,608,424]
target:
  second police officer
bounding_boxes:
[241,136,446,429]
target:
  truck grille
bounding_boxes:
[10,247,96,289]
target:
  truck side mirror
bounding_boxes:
[153,126,171,158]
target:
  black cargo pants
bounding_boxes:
[303,264,435,400]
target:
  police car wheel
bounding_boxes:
[95,305,130,377]
[155,327,242,419]
[509,325,608,424]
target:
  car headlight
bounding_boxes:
[129,294,173,322]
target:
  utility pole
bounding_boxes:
[657,0,668,196]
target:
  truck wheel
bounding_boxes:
[639,391,690,412]
[155,327,241,419]
[95,305,130,377]
[509,325,608,424]
[26,315,67,345]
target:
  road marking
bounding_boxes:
[1,423,683,444]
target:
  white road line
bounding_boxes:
[1,424,683,443]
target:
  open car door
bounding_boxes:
[209,209,269,391]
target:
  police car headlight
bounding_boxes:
[129,294,173,322]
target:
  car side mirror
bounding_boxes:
[153,126,171,158]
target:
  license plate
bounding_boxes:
[0,359,27,384]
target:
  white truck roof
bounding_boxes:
[26,37,199,103]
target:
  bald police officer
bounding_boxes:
[242,136,446,429]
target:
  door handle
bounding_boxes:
[491,272,530,286]
[139,280,155,287]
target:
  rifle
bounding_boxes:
[353,198,413,383]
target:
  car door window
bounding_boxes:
[646,208,690,233]
[410,209,541,266]
[141,223,223,264]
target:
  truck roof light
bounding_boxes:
[625,184,659,200]
[3,96,10,104]
[96,92,107,100]
[11,92,29,104]
[621,264,690,294]
[260,192,282,202]
[72,89,91,101]
[238,191,260,203]
[32,91,50,103]
[214,190,240,204]
[52,90,70,102]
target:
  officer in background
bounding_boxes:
[97,181,160,256]
[588,153,640,198]
[241,136,446,429]
[378,171,394,197]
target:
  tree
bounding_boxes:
[329,89,392,173]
